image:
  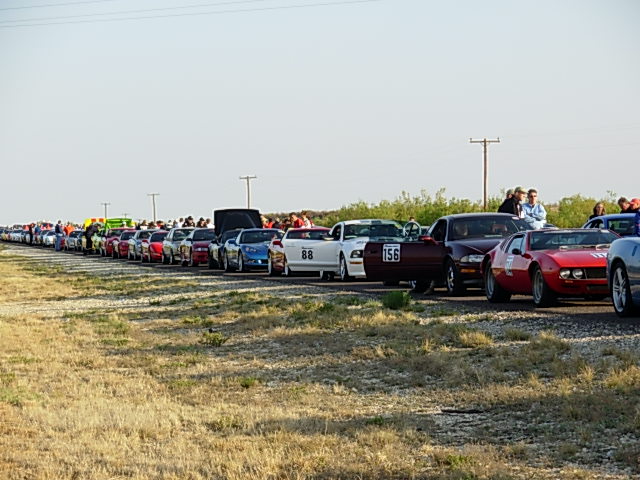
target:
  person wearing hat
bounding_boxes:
[498,186,526,217]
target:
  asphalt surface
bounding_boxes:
[25,245,624,324]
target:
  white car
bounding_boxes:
[42,230,57,247]
[284,219,409,281]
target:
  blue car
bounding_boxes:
[224,228,283,272]
[607,236,640,317]
[582,214,637,237]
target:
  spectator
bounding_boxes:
[522,188,547,229]
[301,211,314,228]
[54,220,64,251]
[206,218,214,228]
[498,186,526,217]
[290,212,304,228]
[260,215,269,228]
[282,218,292,231]
[618,197,631,213]
[589,202,606,220]
[629,198,640,213]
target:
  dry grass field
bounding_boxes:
[1,246,639,479]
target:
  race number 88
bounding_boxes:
[302,249,313,260]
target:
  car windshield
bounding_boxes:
[172,229,191,241]
[108,229,126,237]
[286,230,329,240]
[343,221,404,240]
[240,230,282,244]
[221,230,241,243]
[449,217,527,241]
[150,232,167,242]
[607,219,635,236]
[136,230,153,240]
[530,230,618,250]
[193,229,216,241]
[120,231,136,240]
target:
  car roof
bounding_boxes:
[590,213,636,220]
[439,213,522,220]
[340,219,399,225]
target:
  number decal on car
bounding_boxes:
[505,255,514,276]
[301,249,314,260]
[382,244,401,262]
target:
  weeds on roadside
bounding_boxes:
[382,291,411,310]
[199,331,228,347]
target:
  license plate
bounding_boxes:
[382,244,401,262]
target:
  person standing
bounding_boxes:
[301,211,314,228]
[589,202,606,220]
[498,186,526,217]
[618,197,631,213]
[54,220,64,251]
[522,188,547,229]
[290,213,304,228]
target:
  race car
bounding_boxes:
[141,230,168,263]
[127,229,157,260]
[224,228,282,272]
[162,228,194,264]
[112,230,138,259]
[179,228,216,267]
[482,228,619,307]
[267,227,330,276]
[607,236,640,317]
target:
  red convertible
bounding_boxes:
[481,228,619,307]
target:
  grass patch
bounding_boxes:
[199,331,228,347]
[382,291,412,310]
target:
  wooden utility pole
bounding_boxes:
[469,137,500,210]
[239,175,257,208]
[100,202,111,219]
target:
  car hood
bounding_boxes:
[241,243,269,253]
[214,209,261,236]
[449,238,503,254]
[541,249,609,267]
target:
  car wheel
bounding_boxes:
[319,270,334,281]
[283,259,291,277]
[237,254,245,272]
[224,253,235,272]
[445,259,466,296]
[484,262,511,303]
[162,251,169,265]
[611,263,637,317]
[169,251,176,265]
[532,265,556,307]
[339,254,353,282]
[268,256,281,276]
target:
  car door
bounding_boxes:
[499,234,531,293]
[316,224,342,271]
[163,231,173,256]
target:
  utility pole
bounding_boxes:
[239,175,257,209]
[147,193,159,222]
[100,202,111,219]
[469,137,500,210]
[122,213,130,219]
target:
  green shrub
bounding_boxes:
[382,291,411,310]
[199,331,228,347]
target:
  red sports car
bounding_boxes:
[112,230,137,259]
[141,230,168,263]
[102,228,134,256]
[481,228,619,307]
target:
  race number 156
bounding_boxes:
[382,244,401,262]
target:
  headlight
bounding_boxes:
[350,250,363,258]
[572,268,584,279]
[461,254,484,263]
[559,269,571,279]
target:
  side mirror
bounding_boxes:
[512,248,521,255]
[418,235,437,245]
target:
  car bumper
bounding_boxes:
[547,277,609,296]
[193,252,208,262]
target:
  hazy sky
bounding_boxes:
[1,0,639,224]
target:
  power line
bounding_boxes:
[0,0,276,24]
[0,0,381,28]
[0,0,123,12]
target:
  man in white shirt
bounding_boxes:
[522,188,547,229]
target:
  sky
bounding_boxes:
[1,0,639,224]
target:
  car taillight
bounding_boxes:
[273,240,283,247]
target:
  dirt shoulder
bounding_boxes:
[1,244,638,479]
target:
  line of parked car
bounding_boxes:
[2,210,639,317]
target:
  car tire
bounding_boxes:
[319,270,334,281]
[445,259,466,296]
[237,254,245,272]
[411,280,432,294]
[267,256,280,276]
[339,254,353,282]
[224,253,235,272]
[532,265,556,307]
[611,263,637,317]
[484,262,511,303]
[162,251,169,265]
[169,251,176,265]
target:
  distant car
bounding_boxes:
[112,230,137,259]
[224,228,283,272]
[100,228,133,256]
[127,229,156,260]
[582,214,637,237]
[482,228,618,307]
[141,230,168,263]
[162,228,194,264]
[179,228,216,267]
[607,236,640,317]
[208,229,242,269]
[42,230,57,247]
[267,227,331,276]
[364,214,528,294]
[65,230,84,251]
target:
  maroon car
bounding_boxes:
[364,213,528,295]
[180,228,216,267]
[112,230,137,259]
[101,228,134,257]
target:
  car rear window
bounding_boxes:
[286,230,329,240]
[240,230,282,244]
[120,231,136,240]
[150,232,167,242]
[193,229,216,241]
[530,230,618,250]
[450,217,527,241]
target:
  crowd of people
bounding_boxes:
[497,187,640,231]
[261,211,315,230]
